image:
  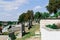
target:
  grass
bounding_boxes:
[16,24,40,40]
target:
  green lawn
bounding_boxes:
[16,24,40,40]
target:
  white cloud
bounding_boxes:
[34,6,42,10]
[0,0,28,11]
[0,13,18,21]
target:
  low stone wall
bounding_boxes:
[40,19,60,40]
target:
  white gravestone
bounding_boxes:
[8,24,23,38]
[40,19,60,40]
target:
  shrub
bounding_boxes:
[46,24,58,29]
[0,23,2,26]
[2,32,9,35]
[9,32,16,40]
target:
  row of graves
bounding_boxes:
[0,20,38,40]
[0,21,36,40]
[0,23,26,40]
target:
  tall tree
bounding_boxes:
[18,13,26,34]
[26,10,34,29]
[26,10,34,20]
[41,12,50,19]
[18,10,34,30]
[18,13,26,23]
[46,0,60,14]
[34,12,41,23]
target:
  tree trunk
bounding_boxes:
[21,22,25,36]
[28,20,32,30]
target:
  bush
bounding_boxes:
[0,23,2,26]
[2,32,9,35]
[9,32,16,40]
[46,24,58,29]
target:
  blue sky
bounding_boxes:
[0,0,49,21]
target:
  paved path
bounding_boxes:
[0,35,8,40]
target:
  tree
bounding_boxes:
[18,13,26,23]
[34,12,41,23]
[18,10,34,30]
[8,21,13,25]
[0,23,2,26]
[40,12,50,19]
[26,10,34,20]
[46,0,60,14]
[42,12,50,18]
[18,13,26,34]
[53,12,60,18]
[26,10,34,29]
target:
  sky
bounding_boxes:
[0,0,49,21]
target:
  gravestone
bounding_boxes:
[40,19,60,40]
[8,24,25,38]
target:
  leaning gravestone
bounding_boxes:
[8,24,25,38]
[40,19,60,40]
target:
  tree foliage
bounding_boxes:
[34,12,41,23]
[34,12,41,19]
[8,21,13,25]
[18,13,26,23]
[26,10,34,20]
[41,12,50,19]
[18,10,34,23]
[18,10,34,30]
[46,0,60,14]
[0,23,2,27]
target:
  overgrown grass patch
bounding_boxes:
[16,24,40,40]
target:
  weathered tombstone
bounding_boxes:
[25,22,29,27]
[40,19,60,40]
[21,23,25,36]
[8,24,25,38]
[28,20,32,30]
